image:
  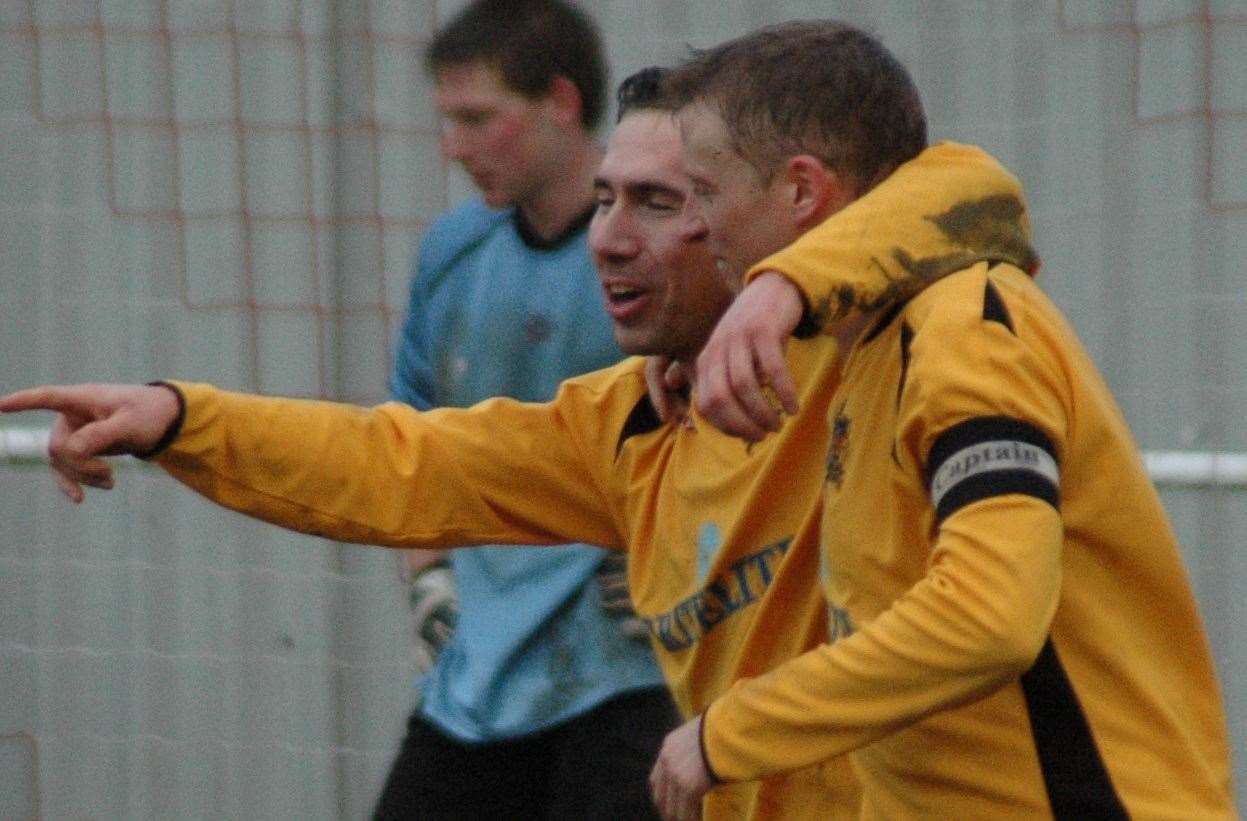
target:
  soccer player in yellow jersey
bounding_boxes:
[0,53,1120,820]
[645,20,1236,820]
[2,68,872,820]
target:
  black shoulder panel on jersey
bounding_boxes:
[861,299,907,345]
[896,321,914,409]
[891,322,916,467]
[983,280,1014,333]
[926,416,1059,523]
[616,394,663,457]
[1021,640,1129,819]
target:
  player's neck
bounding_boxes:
[516,138,603,243]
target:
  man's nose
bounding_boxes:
[440,125,470,161]
[589,208,639,261]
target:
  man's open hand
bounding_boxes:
[0,383,180,502]
[694,272,804,442]
[649,714,715,820]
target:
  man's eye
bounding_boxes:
[645,198,678,212]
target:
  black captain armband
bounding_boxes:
[925,416,1059,524]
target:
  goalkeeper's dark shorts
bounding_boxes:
[373,686,679,820]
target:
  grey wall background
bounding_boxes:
[1,0,1243,817]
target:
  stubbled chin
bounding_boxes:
[613,326,658,357]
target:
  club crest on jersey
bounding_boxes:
[825,403,851,489]
[524,312,553,343]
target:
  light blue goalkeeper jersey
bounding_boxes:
[390,197,665,742]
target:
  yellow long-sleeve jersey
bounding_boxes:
[705,225,1237,814]
[160,353,853,819]
[150,142,1029,819]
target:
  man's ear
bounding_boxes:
[783,155,854,229]
[546,75,584,127]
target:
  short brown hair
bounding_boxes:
[427,0,607,129]
[664,21,927,193]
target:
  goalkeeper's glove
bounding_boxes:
[406,560,458,672]
[596,552,649,640]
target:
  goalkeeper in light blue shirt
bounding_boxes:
[373,2,675,819]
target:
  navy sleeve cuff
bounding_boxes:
[698,709,724,785]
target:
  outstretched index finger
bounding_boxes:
[0,385,96,416]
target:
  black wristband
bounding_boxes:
[791,309,822,339]
[789,288,820,340]
[134,381,187,460]
[698,708,724,785]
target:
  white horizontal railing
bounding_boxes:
[1143,451,1247,487]
[3,426,1247,487]
[1,427,50,464]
